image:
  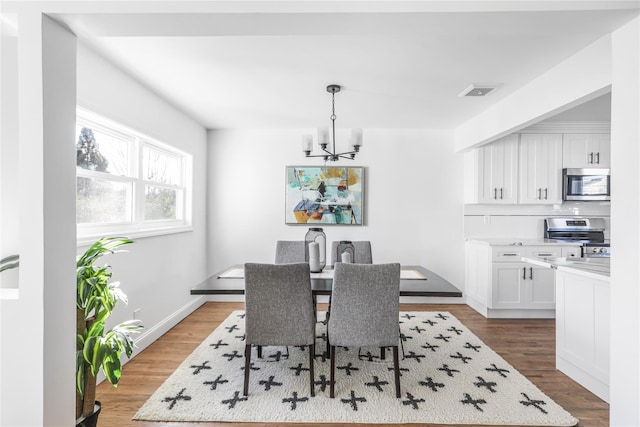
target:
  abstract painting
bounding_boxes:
[285,166,364,225]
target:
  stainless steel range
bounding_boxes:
[544,217,610,258]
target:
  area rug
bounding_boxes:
[134,311,578,425]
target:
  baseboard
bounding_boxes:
[466,297,489,317]
[557,357,609,403]
[132,295,207,353]
[466,298,555,319]
[96,295,207,385]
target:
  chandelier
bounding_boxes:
[302,84,363,162]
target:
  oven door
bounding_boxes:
[563,168,611,201]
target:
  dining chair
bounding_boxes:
[327,262,401,398]
[324,240,373,355]
[274,240,306,264]
[243,263,316,396]
[330,240,373,265]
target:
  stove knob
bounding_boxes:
[592,248,599,253]
[599,248,606,253]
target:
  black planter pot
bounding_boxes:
[76,401,101,427]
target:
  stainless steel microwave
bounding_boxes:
[563,168,611,201]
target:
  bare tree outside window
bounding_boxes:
[77,128,109,171]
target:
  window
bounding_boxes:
[76,109,192,241]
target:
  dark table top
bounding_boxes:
[191,265,462,298]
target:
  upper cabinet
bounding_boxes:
[466,128,611,205]
[478,134,519,204]
[563,134,611,168]
[519,134,563,204]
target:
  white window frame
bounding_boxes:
[76,108,193,245]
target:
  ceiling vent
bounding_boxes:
[458,84,500,97]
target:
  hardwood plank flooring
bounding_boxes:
[96,302,609,427]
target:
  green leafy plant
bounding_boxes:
[76,237,143,422]
[0,254,19,273]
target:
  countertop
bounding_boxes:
[466,238,582,246]
[522,256,610,281]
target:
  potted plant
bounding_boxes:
[76,237,143,427]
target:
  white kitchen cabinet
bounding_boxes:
[555,269,610,402]
[562,134,611,168]
[478,134,519,204]
[464,242,491,306]
[465,241,580,318]
[491,262,555,309]
[491,246,559,310]
[519,134,563,204]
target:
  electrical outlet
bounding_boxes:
[133,308,141,320]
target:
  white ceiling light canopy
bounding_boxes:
[302,84,363,162]
[458,83,502,97]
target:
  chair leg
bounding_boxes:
[243,344,251,396]
[309,344,315,397]
[380,347,386,360]
[330,345,336,398]
[325,318,330,358]
[257,345,262,359]
[393,346,401,398]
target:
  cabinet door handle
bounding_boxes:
[538,253,554,257]
[537,188,541,199]
[494,188,497,200]
[529,267,533,280]
[522,267,527,280]
[589,152,594,164]
[500,188,503,200]
[596,152,600,164]
[544,188,548,200]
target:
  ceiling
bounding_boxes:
[55,2,638,130]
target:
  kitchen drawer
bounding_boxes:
[529,247,561,258]
[492,245,562,262]
[493,247,525,261]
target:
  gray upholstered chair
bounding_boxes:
[330,240,373,265]
[275,240,306,264]
[243,263,316,396]
[325,240,373,355]
[327,262,401,398]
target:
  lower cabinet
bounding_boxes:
[492,262,555,309]
[555,269,610,402]
[465,241,580,318]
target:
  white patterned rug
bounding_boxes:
[134,311,578,425]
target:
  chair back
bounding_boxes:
[328,262,400,348]
[274,241,305,264]
[244,263,315,346]
[330,241,372,265]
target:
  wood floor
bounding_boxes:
[96,302,609,427]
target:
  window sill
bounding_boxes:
[77,225,194,247]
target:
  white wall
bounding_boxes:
[1,14,77,427]
[207,128,466,300]
[76,43,208,354]
[610,16,640,427]
[0,17,20,290]
[455,34,612,151]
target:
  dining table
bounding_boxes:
[190,264,462,297]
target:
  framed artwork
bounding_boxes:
[285,166,364,225]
